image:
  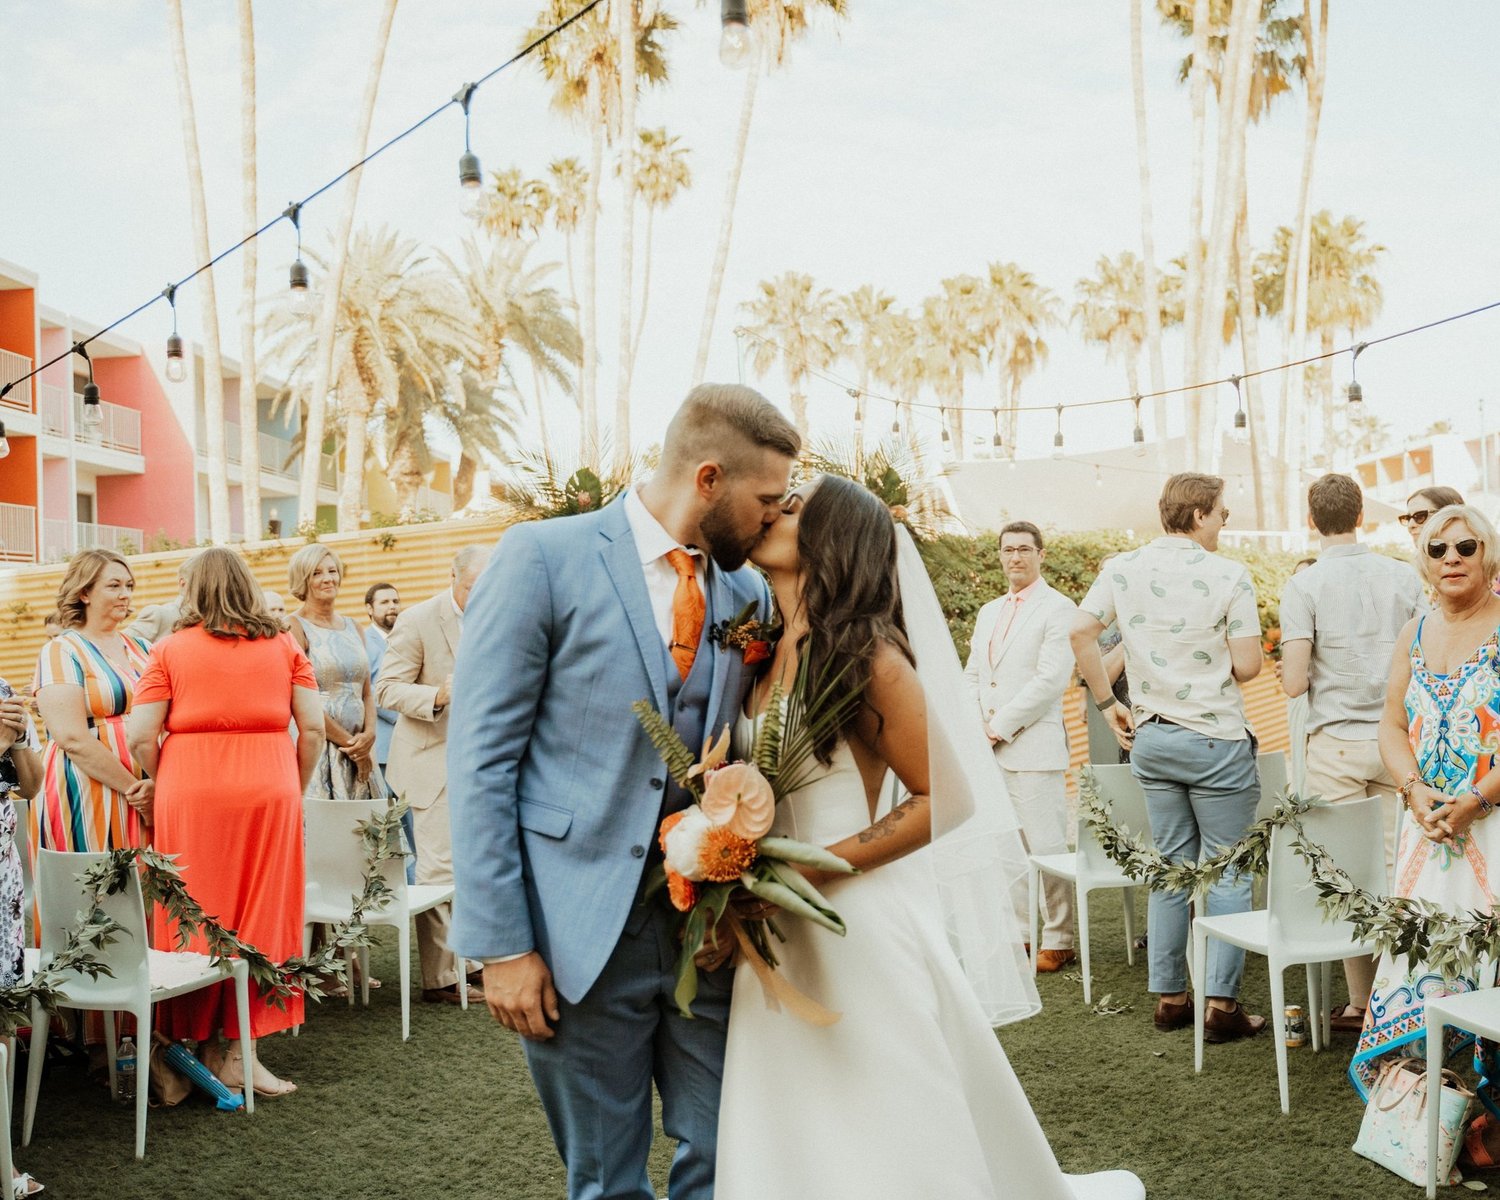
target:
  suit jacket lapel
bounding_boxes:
[993,584,1047,670]
[600,511,671,711]
[436,595,460,663]
[705,563,736,733]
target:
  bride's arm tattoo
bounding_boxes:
[857,798,920,844]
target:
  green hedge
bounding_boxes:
[918,531,1305,660]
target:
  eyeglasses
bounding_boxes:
[1426,538,1481,560]
[1000,546,1038,557]
[1399,510,1434,528]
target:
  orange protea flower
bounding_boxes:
[659,808,687,855]
[666,869,700,912]
[698,826,758,883]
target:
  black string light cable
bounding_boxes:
[0,0,607,409]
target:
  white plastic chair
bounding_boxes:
[1028,765,1149,1003]
[302,798,459,1042]
[23,848,254,1158]
[1424,985,1500,1198]
[1191,795,1386,1113]
[1251,751,1290,908]
[1066,1170,1146,1200]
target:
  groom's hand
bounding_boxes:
[483,953,560,1041]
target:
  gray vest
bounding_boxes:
[660,582,716,819]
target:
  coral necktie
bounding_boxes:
[666,548,705,681]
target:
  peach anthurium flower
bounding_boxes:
[699,762,776,841]
[687,725,733,784]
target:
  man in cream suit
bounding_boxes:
[963,520,1079,972]
[375,546,490,1005]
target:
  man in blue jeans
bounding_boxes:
[1071,472,1268,1042]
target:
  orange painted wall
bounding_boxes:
[0,289,38,513]
[0,290,36,362]
[93,355,195,545]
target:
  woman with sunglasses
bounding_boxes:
[1351,504,1500,1096]
[1397,486,1464,545]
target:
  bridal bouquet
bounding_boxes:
[633,675,860,1023]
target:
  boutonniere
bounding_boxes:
[709,600,780,666]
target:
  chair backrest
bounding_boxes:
[304,799,407,917]
[34,848,149,989]
[1266,794,1387,946]
[1080,765,1154,874]
[1255,750,1290,822]
[11,797,33,921]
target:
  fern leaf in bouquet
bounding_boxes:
[632,700,698,790]
[751,681,784,774]
[771,653,867,798]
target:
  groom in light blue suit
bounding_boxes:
[449,385,801,1200]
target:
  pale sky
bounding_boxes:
[3,0,1497,470]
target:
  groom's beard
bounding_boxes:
[700,503,762,572]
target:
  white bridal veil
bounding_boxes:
[894,526,1042,1028]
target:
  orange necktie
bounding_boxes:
[666,548,705,681]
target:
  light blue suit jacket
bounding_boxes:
[447,499,771,1003]
[363,625,399,765]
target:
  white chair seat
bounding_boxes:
[1067,1169,1147,1200]
[1425,986,1500,1197]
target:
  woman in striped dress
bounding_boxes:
[31,549,154,855]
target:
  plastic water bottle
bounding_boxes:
[117,1036,137,1104]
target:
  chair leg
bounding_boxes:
[399,923,412,1042]
[1305,963,1322,1054]
[233,963,255,1117]
[1077,888,1093,1006]
[1428,1010,1445,1198]
[22,1000,49,1148]
[1193,922,1207,1074]
[360,945,372,1009]
[1269,964,1290,1115]
[1122,888,1136,968]
[1321,961,1333,1045]
[1027,865,1041,976]
[134,1006,150,1160]
[102,1009,118,1099]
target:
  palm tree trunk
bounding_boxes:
[1320,329,1337,464]
[1180,0,1212,466]
[453,455,478,512]
[581,89,603,455]
[691,48,762,386]
[1235,188,1269,528]
[337,356,374,530]
[951,390,966,454]
[1130,0,1169,476]
[531,360,553,462]
[237,0,262,538]
[166,0,231,544]
[1000,365,1018,452]
[613,0,638,470]
[389,427,425,512]
[631,205,656,371]
[298,0,399,528]
[1279,0,1328,531]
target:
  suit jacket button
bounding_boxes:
[630,844,646,858]
[650,777,664,789]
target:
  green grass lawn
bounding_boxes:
[17,895,1497,1199]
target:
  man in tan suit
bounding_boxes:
[376,544,491,1005]
[125,555,196,645]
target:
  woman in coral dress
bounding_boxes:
[128,548,325,1096]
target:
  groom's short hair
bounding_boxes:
[663,384,801,475]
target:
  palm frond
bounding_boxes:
[631,701,698,790]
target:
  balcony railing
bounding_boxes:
[75,521,144,556]
[72,394,142,455]
[0,502,38,563]
[0,349,32,412]
[409,486,453,517]
[197,426,304,480]
[38,382,69,436]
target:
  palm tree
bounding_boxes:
[236,0,262,536]
[918,276,986,455]
[442,234,582,486]
[166,0,231,542]
[627,128,692,372]
[477,168,552,241]
[833,285,895,469]
[739,272,843,436]
[690,0,849,387]
[525,0,677,454]
[870,308,925,439]
[1073,252,1149,398]
[295,0,400,525]
[263,228,477,530]
[547,157,587,305]
[382,370,518,514]
[981,262,1059,452]
[1130,0,1169,466]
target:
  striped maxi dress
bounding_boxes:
[30,629,153,854]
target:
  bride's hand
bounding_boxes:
[694,925,737,971]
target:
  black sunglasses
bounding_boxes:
[1399,509,1434,527]
[1426,538,1481,560]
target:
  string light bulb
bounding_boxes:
[939,406,951,447]
[1052,404,1064,460]
[1132,395,1146,458]
[1094,464,1103,488]
[719,0,754,68]
[0,419,9,460]
[890,401,901,435]
[1347,341,1366,404]
[991,407,1003,451]
[77,344,103,433]
[1229,375,1250,445]
[455,83,483,215]
[163,284,186,384]
[849,388,863,436]
[285,202,312,317]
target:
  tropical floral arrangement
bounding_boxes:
[632,665,864,1023]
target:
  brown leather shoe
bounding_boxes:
[1153,994,1193,1032]
[1329,1004,1367,1033]
[1034,949,1077,973]
[422,984,485,1005]
[1203,1001,1267,1043]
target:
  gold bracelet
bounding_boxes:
[1398,771,1421,807]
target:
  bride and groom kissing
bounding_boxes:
[447,385,1143,1199]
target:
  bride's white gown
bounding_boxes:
[717,728,1134,1199]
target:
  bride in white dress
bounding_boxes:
[715,475,1143,1200]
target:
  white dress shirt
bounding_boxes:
[624,486,705,646]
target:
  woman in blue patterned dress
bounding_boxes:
[1355,504,1500,1094]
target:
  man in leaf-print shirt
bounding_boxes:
[1071,472,1267,1044]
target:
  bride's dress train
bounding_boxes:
[715,729,1144,1199]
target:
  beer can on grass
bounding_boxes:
[1284,1005,1307,1047]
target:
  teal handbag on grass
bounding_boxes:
[1353,1058,1472,1187]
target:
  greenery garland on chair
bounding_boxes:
[0,796,409,1034]
[1079,767,1315,894]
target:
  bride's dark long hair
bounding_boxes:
[793,475,914,765]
